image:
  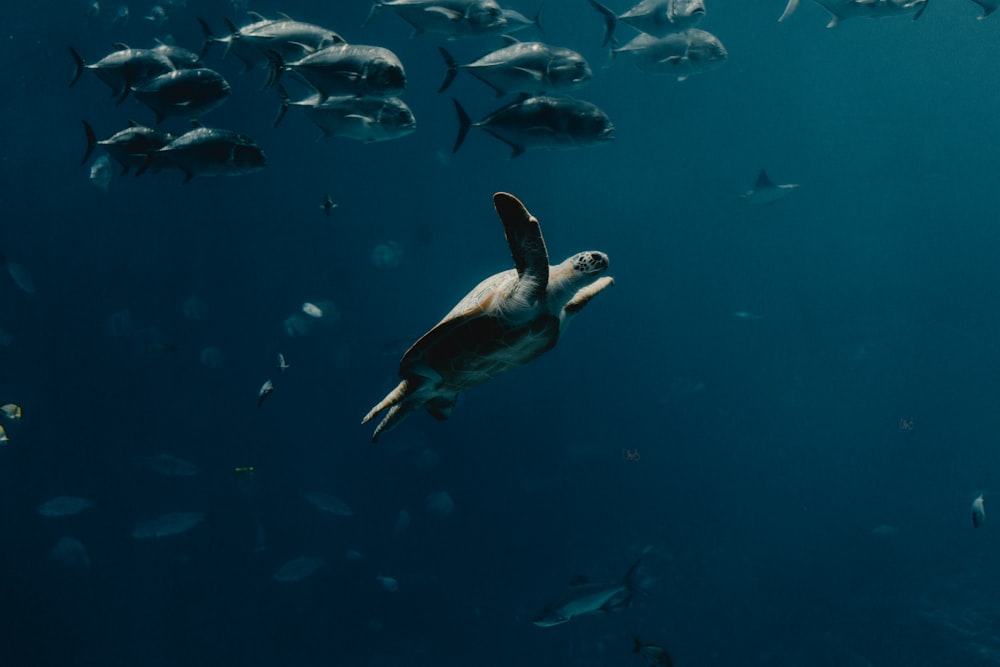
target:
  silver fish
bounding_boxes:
[82,120,174,174]
[438,40,592,96]
[274,556,324,582]
[49,536,92,570]
[739,169,800,205]
[271,44,406,100]
[612,29,728,81]
[590,0,705,46]
[37,496,95,518]
[138,125,267,184]
[779,0,928,27]
[533,549,649,627]
[89,155,113,191]
[132,68,232,123]
[258,379,274,407]
[199,14,346,72]
[364,0,507,39]
[302,491,355,516]
[452,95,614,158]
[69,46,175,103]
[131,512,205,539]
[973,494,986,528]
[277,352,290,372]
[275,89,416,143]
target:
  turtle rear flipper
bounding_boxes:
[363,378,419,442]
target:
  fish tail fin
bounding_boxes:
[114,83,130,106]
[532,4,544,33]
[362,0,384,28]
[69,47,84,87]
[451,98,472,154]
[264,50,284,90]
[778,0,800,22]
[913,0,928,20]
[81,120,97,166]
[437,47,459,93]
[136,152,153,176]
[273,85,291,128]
[587,0,617,48]
[633,637,644,654]
[222,18,241,59]
[362,379,415,443]
[624,545,653,592]
[197,18,217,59]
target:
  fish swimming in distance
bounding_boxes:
[132,512,205,539]
[258,379,274,407]
[132,453,201,476]
[973,494,986,528]
[37,496,95,518]
[273,556,324,582]
[779,0,928,27]
[612,28,727,81]
[738,169,799,205]
[0,403,22,421]
[364,0,508,38]
[302,491,355,516]
[277,352,290,372]
[533,548,651,627]
[633,637,673,666]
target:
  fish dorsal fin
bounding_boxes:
[425,6,462,21]
[493,193,549,298]
[189,119,203,129]
[754,169,775,190]
[278,12,294,21]
[501,34,519,45]
[569,575,589,586]
[112,42,130,51]
[247,11,267,23]
[127,119,138,127]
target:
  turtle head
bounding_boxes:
[570,251,609,275]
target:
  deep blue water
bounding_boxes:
[3,0,1000,665]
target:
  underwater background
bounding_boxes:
[3,0,1000,665]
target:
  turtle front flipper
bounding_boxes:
[363,379,418,442]
[563,276,614,317]
[493,192,549,303]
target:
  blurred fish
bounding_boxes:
[501,7,543,34]
[269,44,406,100]
[132,453,201,476]
[258,379,274,407]
[320,193,338,216]
[38,496,95,518]
[739,169,799,205]
[0,255,37,295]
[969,0,999,18]
[200,346,224,367]
[732,311,762,320]
[302,302,324,318]
[779,0,928,26]
[344,548,364,561]
[89,155,113,191]
[590,0,705,46]
[199,14,346,73]
[82,120,174,175]
[233,465,256,481]
[1,403,22,422]
[302,491,355,516]
[633,637,673,666]
[612,29,727,81]
[49,536,91,571]
[69,45,175,103]
[394,509,411,532]
[132,68,232,123]
[364,0,508,38]
[144,5,168,27]
[375,574,399,592]
[277,352,290,373]
[275,89,416,143]
[438,40,592,96]
[371,241,403,268]
[533,548,651,627]
[182,295,208,319]
[0,424,8,445]
[274,556,324,582]
[132,512,205,539]
[426,490,455,516]
[973,494,985,528]
[138,124,267,183]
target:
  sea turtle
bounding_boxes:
[362,192,613,442]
